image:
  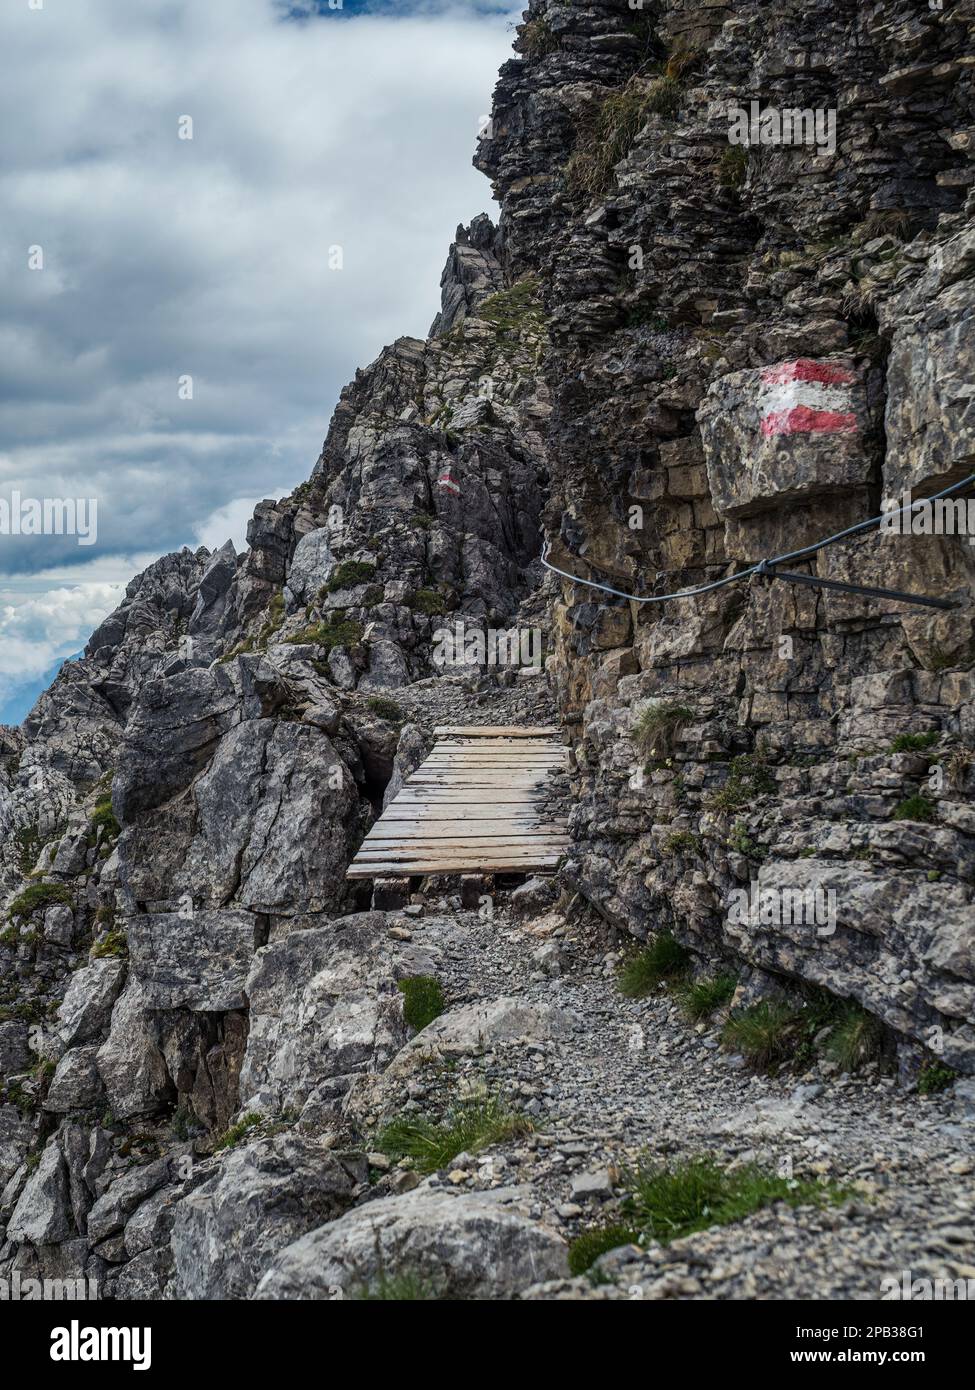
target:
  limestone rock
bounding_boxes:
[57,959,127,1049]
[7,1140,72,1246]
[172,1135,356,1299]
[255,1184,568,1300]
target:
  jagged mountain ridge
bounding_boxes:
[0,0,974,1301]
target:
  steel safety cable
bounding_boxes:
[541,471,975,606]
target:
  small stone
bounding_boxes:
[570,1169,614,1200]
[390,1169,421,1194]
[367,1153,391,1172]
[388,926,412,941]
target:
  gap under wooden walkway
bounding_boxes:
[346,726,570,879]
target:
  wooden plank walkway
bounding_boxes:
[346,726,570,879]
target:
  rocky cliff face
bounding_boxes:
[478,0,975,1076]
[1,0,974,1301]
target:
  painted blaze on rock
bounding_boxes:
[698,357,873,519]
[758,359,858,437]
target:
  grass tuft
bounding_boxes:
[664,830,702,856]
[706,752,776,811]
[721,1000,799,1071]
[14,824,42,877]
[677,973,738,1021]
[618,933,690,998]
[889,732,939,753]
[90,796,120,838]
[825,1003,884,1073]
[567,1224,640,1276]
[367,696,404,723]
[566,77,678,201]
[91,927,127,959]
[892,794,936,823]
[375,1092,534,1175]
[917,1060,955,1095]
[353,1271,440,1301]
[623,1157,848,1245]
[213,1112,263,1152]
[326,560,377,593]
[285,613,364,655]
[717,145,748,189]
[412,588,448,617]
[397,976,446,1032]
[518,16,559,59]
[7,882,71,921]
[632,700,693,758]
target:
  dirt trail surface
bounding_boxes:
[353,891,975,1300]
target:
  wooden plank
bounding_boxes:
[379,811,568,827]
[350,845,561,867]
[347,722,570,880]
[429,752,560,761]
[375,811,567,817]
[409,766,560,776]
[349,855,563,875]
[380,819,560,829]
[431,751,560,758]
[428,750,559,761]
[413,757,562,765]
[431,737,560,745]
[383,800,564,811]
[354,847,564,863]
[362,837,569,851]
[422,768,561,775]
[364,823,568,839]
[430,743,562,753]
[433,726,561,738]
[406,777,555,787]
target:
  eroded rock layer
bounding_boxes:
[1,0,973,1301]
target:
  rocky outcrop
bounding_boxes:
[239,911,440,1121]
[476,0,975,1077]
[1,0,974,1304]
[171,1136,358,1300]
[255,1184,569,1301]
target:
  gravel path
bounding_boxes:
[366,891,975,1300]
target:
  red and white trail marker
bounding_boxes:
[438,471,461,495]
[758,359,858,438]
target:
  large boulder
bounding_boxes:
[113,666,241,821]
[697,358,875,520]
[255,1184,569,1300]
[725,858,975,1071]
[172,1135,357,1299]
[95,979,170,1119]
[389,996,580,1077]
[284,527,334,610]
[183,720,359,915]
[57,959,127,1048]
[239,912,439,1117]
[126,909,262,1011]
[6,1139,73,1246]
[44,1046,103,1113]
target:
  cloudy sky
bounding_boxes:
[0,0,521,723]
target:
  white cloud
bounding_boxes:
[0,0,522,714]
[193,496,264,553]
[0,582,124,704]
